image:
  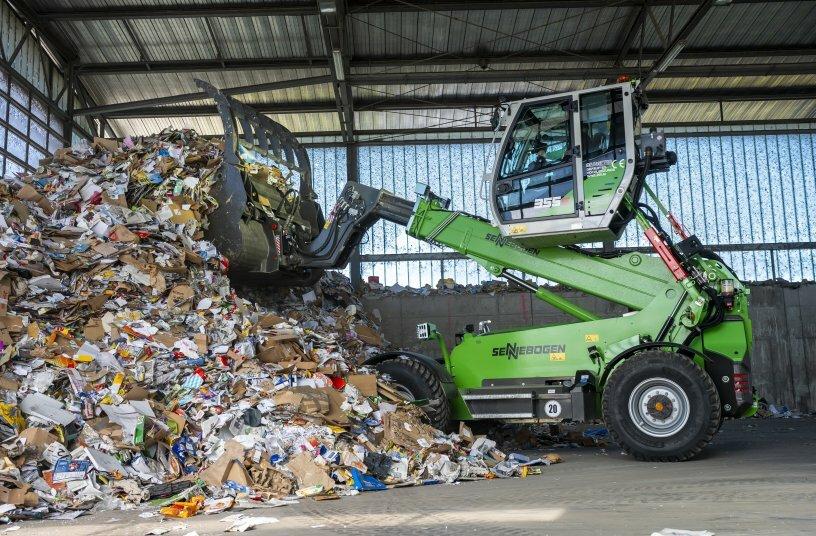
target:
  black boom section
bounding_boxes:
[297,182,414,269]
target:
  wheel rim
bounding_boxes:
[627,377,690,438]
[391,382,416,402]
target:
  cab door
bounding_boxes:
[493,97,579,223]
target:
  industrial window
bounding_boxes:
[0,66,66,177]
[326,135,816,287]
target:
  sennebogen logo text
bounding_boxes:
[491,343,566,359]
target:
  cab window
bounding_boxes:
[498,99,571,180]
[580,88,625,161]
[580,88,628,216]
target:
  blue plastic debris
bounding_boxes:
[583,427,609,440]
[225,480,251,493]
[350,468,386,491]
[171,436,199,474]
[52,458,92,483]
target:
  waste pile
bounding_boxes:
[0,130,561,523]
[365,276,519,296]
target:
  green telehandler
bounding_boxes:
[198,79,755,461]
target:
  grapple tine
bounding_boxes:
[194,79,323,284]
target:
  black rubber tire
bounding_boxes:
[376,357,452,431]
[602,350,721,462]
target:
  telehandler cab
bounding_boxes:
[199,80,755,461]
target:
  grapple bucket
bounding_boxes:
[197,80,324,285]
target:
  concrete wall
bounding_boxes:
[362,283,816,412]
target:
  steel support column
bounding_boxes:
[347,143,362,289]
[63,62,75,144]
[318,0,354,143]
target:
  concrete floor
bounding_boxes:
[16,418,816,536]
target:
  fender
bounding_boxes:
[702,350,753,417]
[363,351,457,399]
[599,341,709,387]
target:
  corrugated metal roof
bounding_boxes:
[51,15,322,64]
[81,68,333,106]
[673,2,816,49]
[17,0,815,139]
[348,6,631,58]
[26,0,309,9]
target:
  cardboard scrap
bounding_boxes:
[164,411,186,437]
[110,224,138,243]
[0,271,11,315]
[382,408,435,450]
[354,325,381,346]
[257,331,301,364]
[347,374,378,397]
[256,315,286,329]
[83,317,105,341]
[93,137,119,153]
[19,427,61,455]
[54,147,80,165]
[458,422,475,446]
[320,387,349,425]
[200,440,252,488]
[285,452,334,492]
[167,200,197,224]
[16,184,54,215]
[166,284,195,311]
[0,476,38,506]
[274,387,329,415]
[248,459,294,497]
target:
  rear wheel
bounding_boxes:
[376,357,452,431]
[602,350,721,461]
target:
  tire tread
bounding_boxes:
[378,357,452,431]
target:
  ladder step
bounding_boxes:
[461,393,534,401]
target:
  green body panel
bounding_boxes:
[406,194,752,421]
[408,197,691,313]
[583,159,627,216]
[445,312,673,420]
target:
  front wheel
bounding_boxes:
[376,357,452,431]
[602,350,721,462]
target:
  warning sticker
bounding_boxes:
[584,334,599,343]
[549,352,566,361]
